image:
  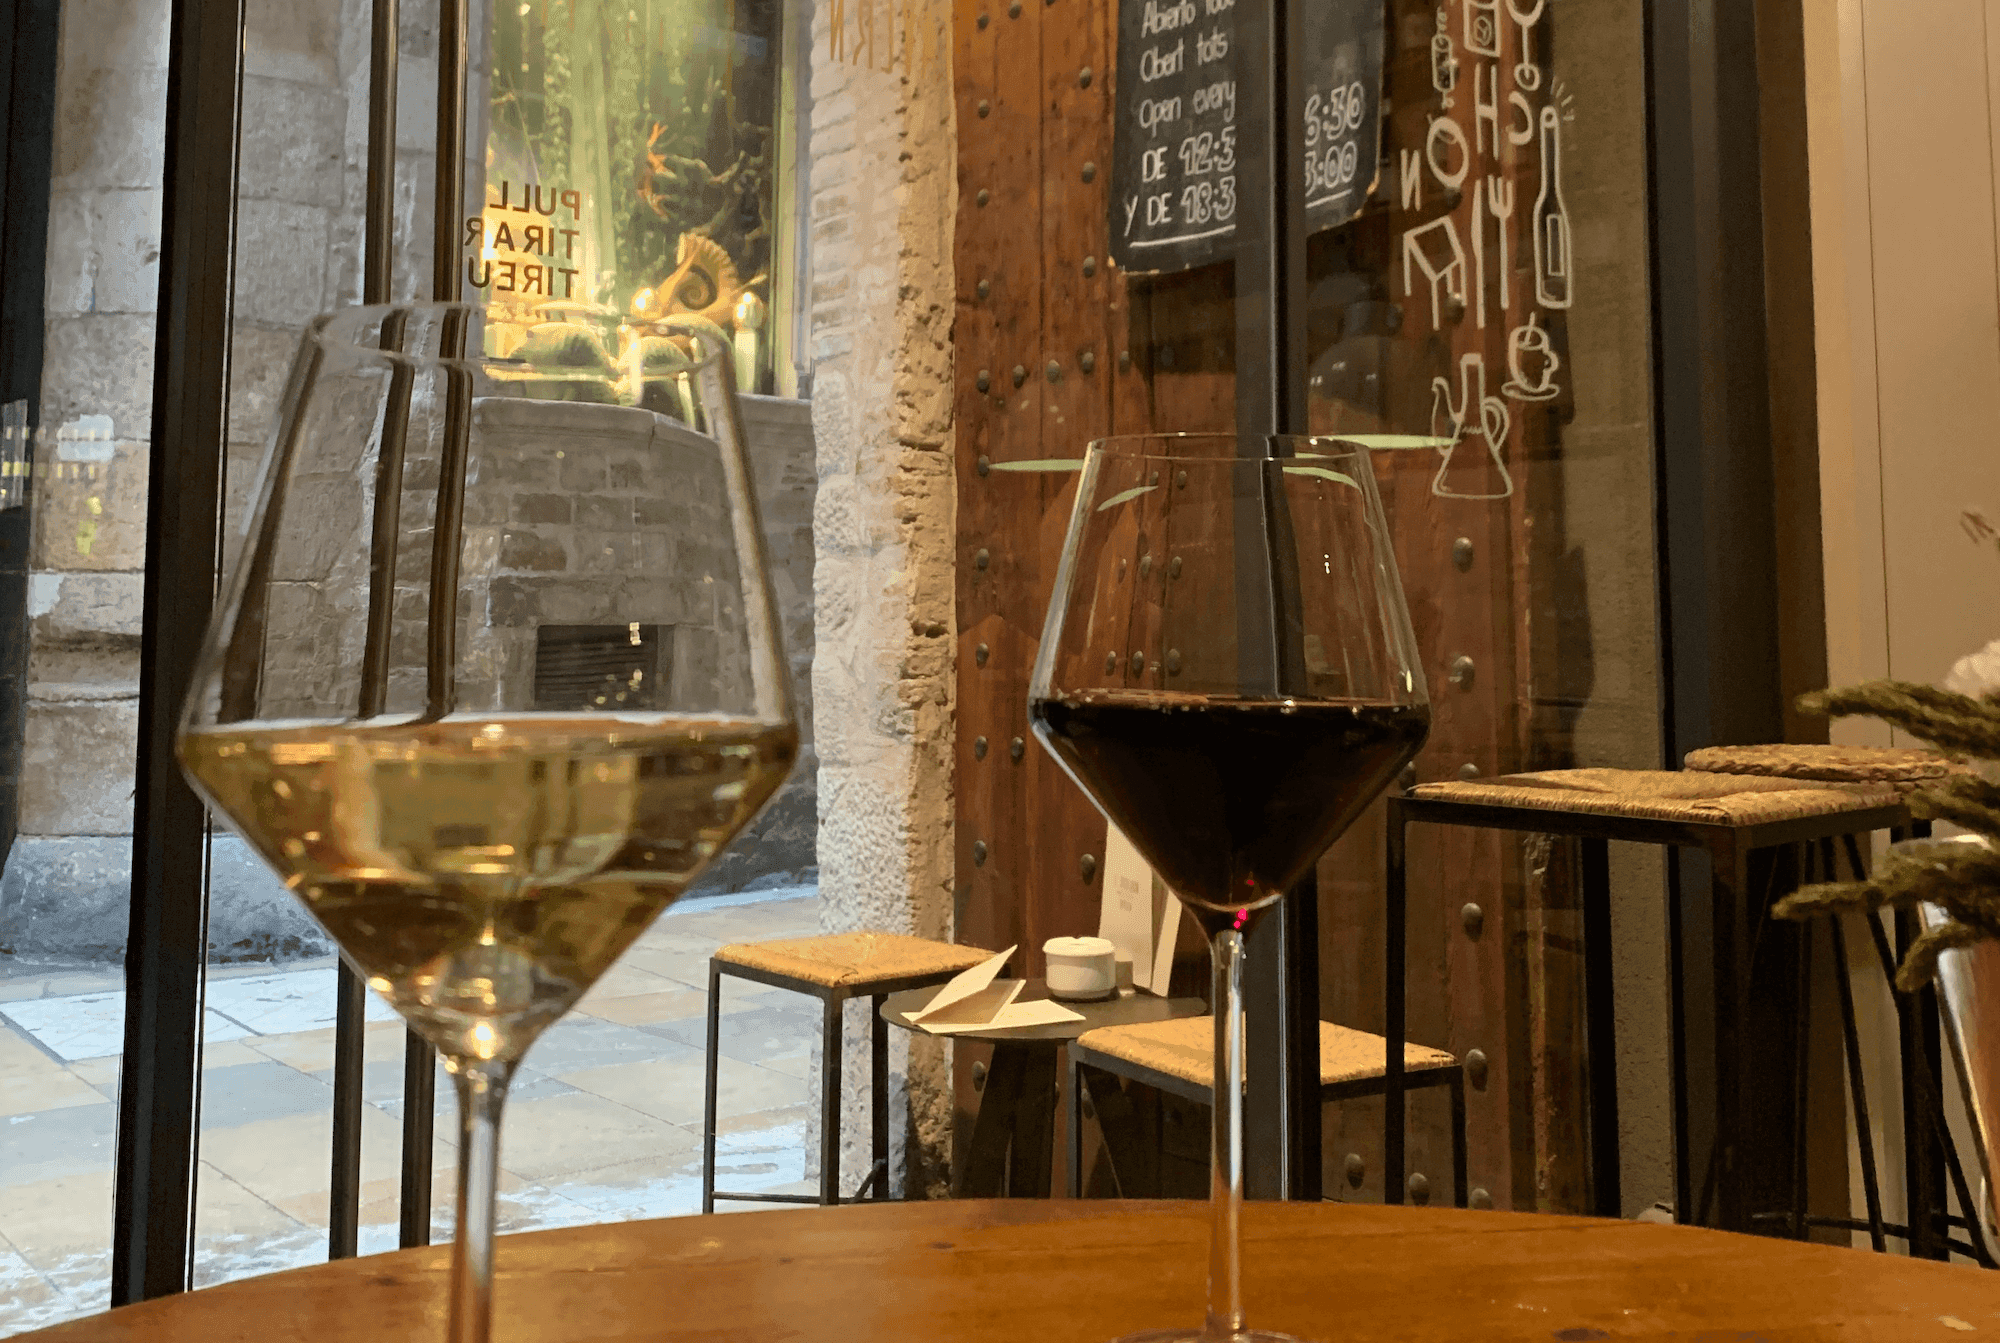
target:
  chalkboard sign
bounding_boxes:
[1110,0,1385,274]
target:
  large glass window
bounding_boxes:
[0,0,820,1328]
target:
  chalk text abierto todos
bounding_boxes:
[1110,0,1383,273]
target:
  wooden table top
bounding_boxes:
[28,1199,2000,1341]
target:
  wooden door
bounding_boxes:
[952,0,1622,1209]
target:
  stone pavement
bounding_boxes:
[0,890,822,1337]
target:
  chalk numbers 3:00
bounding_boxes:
[1304,80,1366,197]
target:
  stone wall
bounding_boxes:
[2,0,442,965]
[808,0,958,1194]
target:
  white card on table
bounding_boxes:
[1099,824,1158,990]
[1099,824,1187,995]
[1149,889,1185,994]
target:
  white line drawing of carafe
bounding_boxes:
[1533,104,1573,309]
[1432,7,1458,107]
[1508,0,1545,91]
[1430,353,1514,500]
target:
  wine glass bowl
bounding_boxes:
[177,302,796,1341]
[1029,433,1428,1343]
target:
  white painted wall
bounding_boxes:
[1811,0,2000,707]
[1805,0,2000,1252]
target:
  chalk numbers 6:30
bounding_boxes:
[1304,80,1366,197]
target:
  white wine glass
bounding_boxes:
[1030,434,1429,1343]
[177,302,797,1343]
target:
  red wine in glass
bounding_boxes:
[1028,435,1429,1343]
[1031,692,1427,935]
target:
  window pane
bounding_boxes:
[0,0,159,1327]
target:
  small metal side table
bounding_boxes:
[1385,768,1910,1232]
[882,982,1206,1197]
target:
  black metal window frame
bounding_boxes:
[0,0,62,930]
[111,0,467,1297]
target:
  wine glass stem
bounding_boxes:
[450,1061,513,1343]
[1206,927,1246,1343]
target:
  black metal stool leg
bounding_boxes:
[1385,799,1408,1205]
[870,992,890,1200]
[1579,835,1620,1219]
[1449,1069,1468,1210]
[820,992,843,1207]
[1066,1052,1085,1198]
[702,961,723,1214]
[1830,914,1889,1252]
[1790,889,1815,1240]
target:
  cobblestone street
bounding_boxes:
[0,890,820,1336]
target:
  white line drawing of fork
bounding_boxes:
[1486,177,1516,315]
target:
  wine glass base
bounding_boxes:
[1108,1331,1310,1342]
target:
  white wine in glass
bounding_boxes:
[180,713,795,1061]
[178,302,797,1343]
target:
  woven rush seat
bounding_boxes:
[1683,743,1961,786]
[712,932,993,989]
[1068,1015,1468,1206]
[1074,1015,1458,1089]
[1408,767,1901,826]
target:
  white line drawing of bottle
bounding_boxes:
[1533,104,1573,309]
[1432,7,1458,108]
[1430,353,1514,500]
[1508,0,1545,91]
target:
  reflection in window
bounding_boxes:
[483,0,786,396]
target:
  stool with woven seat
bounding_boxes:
[1389,766,1912,1232]
[1686,744,1988,1262]
[701,932,995,1212]
[1065,1015,1467,1207]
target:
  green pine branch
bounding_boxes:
[1775,680,2000,990]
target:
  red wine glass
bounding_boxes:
[1029,433,1429,1343]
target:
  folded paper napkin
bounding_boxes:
[901,947,1084,1035]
